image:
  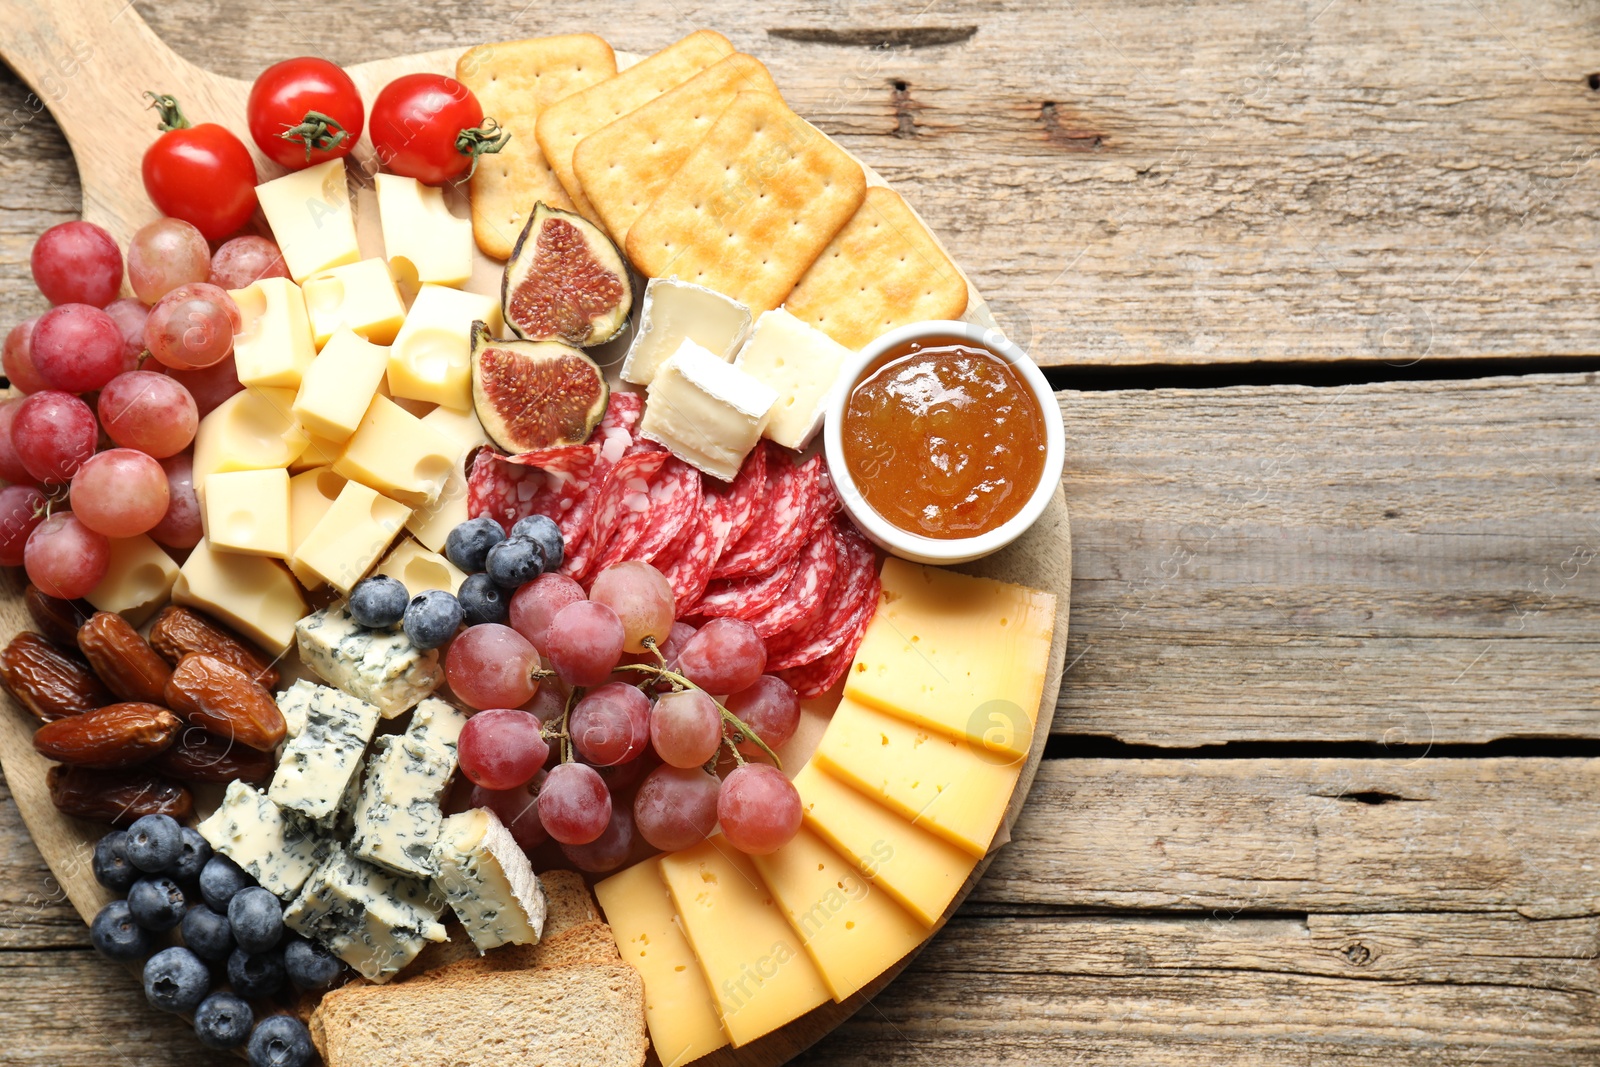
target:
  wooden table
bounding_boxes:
[4,1,1599,1062]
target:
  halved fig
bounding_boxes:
[502,201,633,347]
[470,321,609,452]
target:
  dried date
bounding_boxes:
[23,585,93,651]
[151,724,275,785]
[0,632,113,722]
[78,612,173,705]
[47,765,193,827]
[33,702,181,768]
[149,606,279,689]
[163,654,285,752]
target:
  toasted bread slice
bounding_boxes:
[402,919,621,985]
[542,868,601,938]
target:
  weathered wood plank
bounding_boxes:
[1057,374,1600,745]
[0,781,91,950]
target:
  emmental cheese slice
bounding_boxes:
[658,839,829,1047]
[288,468,346,586]
[201,468,291,558]
[812,696,1023,859]
[255,158,360,282]
[641,339,776,482]
[385,284,502,411]
[191,388,309,489]
[377,539,466,597]
[172,542,308,656]
[620,277,751,386]
[845,557,1057,760]
[292,329,390,443]
[733,308,851,451]
[291,480,411,595]
[374,173,473,290]
[333,395,461,508]
[85,534,179,626]
[594,860,730,1067]
[301,258,406,348]
[230,277,316,389]
[750,824,926,1002]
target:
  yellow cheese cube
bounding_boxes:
[659,840,830,1047]
[290,480,411,595]
[813,697,1023,859]
[172,542,307,656]
[750,824,927,1002]
[287,468,348,589]
[292,329,390,442]
[376,539,466,597]
[192,388,309,489]
[230,277,316,389]
[845,557,1057,760]
[289,433,344,474]
[385,284,502,411]
[375,173,473,290]
[256,158,360,282]
[85,535,179,626]
[302,258,406,348]
[404,454,469,553]
[201,468,292,558]
[333,395,461,508]
[418,405,488,450]
[594,861,730,1067]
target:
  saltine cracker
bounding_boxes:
[625,91,867,315]
[573,53,782,244]
[536,29,734,226]
[456,35,617,259]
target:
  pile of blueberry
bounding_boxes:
[90,814,340,1067]
[348,514,565,650]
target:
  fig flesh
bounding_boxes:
[502,201,633,347]
[470,321,608,453]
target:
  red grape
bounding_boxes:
[445,623,539,710]
[102,299,150,364]
[570,682,650,767]
[3,318,48,394]
[31,221,122,307]
[0,401,34,485]
[718,763,802,855]
[30,304,127,392]
[127,217,210,303]
[726,675,802,759]
[70,449,170,537]
[158,354,242,418]
[208,236,288,290]
[13,391,98,484]
[595,746,658,794]
[97,371,199,458]
[633,765,720,851]
[561,804,635,873]
[650,689,724,769]
[145,283,240,370]
[24,513,110,600]
[509,573,584,655]
[590,561,675,653]
[458,708,548,789]
[149,451,202,550]
[469,782,548,852]
[676,618,767,695]
[537,762,611,845]
[0,485,47,567]
[545,600,626,687]
[523,678,569,722]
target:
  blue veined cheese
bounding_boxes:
[432,807,547,953]
[197,781,329,899]
[295,601,443,718]
[283,846,446,982]
[268,684,382,826]
[350,698,467,878]
[276,678,320,741]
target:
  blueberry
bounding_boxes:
[228,945,287,998]
[510,514,563,572]
[457,571,509,626]
[167,826,212,884]
[92,830,138,893]
[403,589,463,650]
[127,876,187,931]
[180,903,235,962]
[283,936,344,991]
[91,900,155,962]
[349,574,410,629]
[198,854,252,912]
[248,1014,316,1067]
[444,516,506,573]
[228,886,283,953]
[486,536,544,589]
[125,813,183,873]
[194,991,254,1050]
[143,946,210,1013]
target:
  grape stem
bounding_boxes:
[610,662,778,770]
[541,686,579,766]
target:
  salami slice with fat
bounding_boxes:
[620,459,702,568]
[703,441,767,552]
[692,551,804,621]
[744,522,838,639]
[713,450,820,579]
[571,449,669,582]
[467,444,597,538]
[654,510,719,610]
[766,519,880,672]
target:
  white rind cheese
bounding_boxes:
[621,277,752,386]
[283,846,447,982]
[350,698,467,879]
[431,807,547,953]
[268,684,382,826]
[641,339,777,482]
[733,307,852,451]
[197,781,328,899]
[296,602,443,718]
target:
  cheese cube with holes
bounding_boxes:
[192,388,309,488]
[620,277,752,386]
[230,277,316,389]
[733,308,851,450]
[200,467,291,558]
[292,329,390,443]
[386,284,502,410]
[302,258,406,348]
[333,395,462,508]
[85,534,179,626]
[255,158,360,282]
[172,542,307,656]
[377,539,467,597]
[375,173,473,289]
[404,453,471,554]
[641,339,776,482]
[290,480,410,595]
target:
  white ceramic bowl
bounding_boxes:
[823,320,1065,566]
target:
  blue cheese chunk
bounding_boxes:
[268,684,382,826]
[350,698,467,878]
[295,601,443,718]
[432,807,547,953]
[277,678,320,741]
[283,846,446,982]
[196,781,328,898]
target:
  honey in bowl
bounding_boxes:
[840,335,1047,540]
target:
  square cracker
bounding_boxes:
[573,53,781,244]
[536,29,734,226]
[783,185,970,349]
[456,34,617,259]
[625,92,867,315]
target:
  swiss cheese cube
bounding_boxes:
[288,468,347,587]
[290,433,344,473]
[418,405,487,450]
[733,308,851,451]
[85,534,179,626]
[302,258,406,348]
[172,542,308,656]
[404,454,470,554]
[385,284,502,411]
[640,339,776,482]
[290,480,411,595]
[292,329,390,442]
[201,468,292,558]
[376,539,466,597]
[256,158,360,282]
[333,395,461,508]
[192,388,309,489]
[230,277,316,389]
[620,277,751,386]
[375,174,473,290]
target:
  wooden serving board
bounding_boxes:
[0,2,1070,1063]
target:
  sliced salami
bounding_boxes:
[713,450,820,580]
[766,519,880,672]
[619,459,702,569]
[745,522,837,639]
[467,444,598,538]
[703,441,767,551]
[571,449,669,582]
[655,510,719,610]
[777,634,858,699]
[692,551,804,621]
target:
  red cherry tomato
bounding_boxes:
[247,57,364,169]
[140,94,259,241]
[369,73,508,186]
